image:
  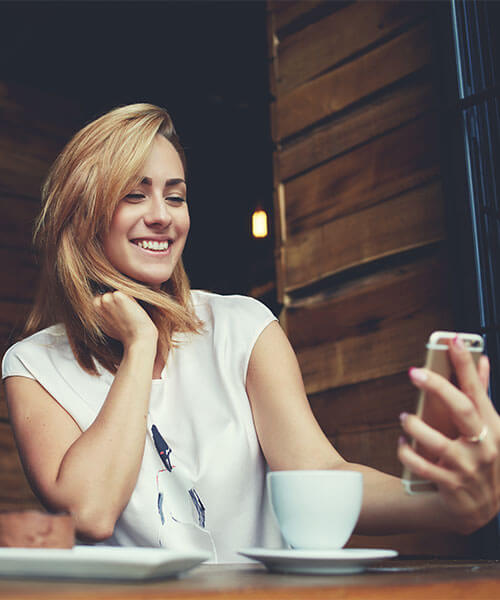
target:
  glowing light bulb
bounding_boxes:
[252,209,268,238]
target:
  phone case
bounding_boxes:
[402,331,484,494]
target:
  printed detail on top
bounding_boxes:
[151,424,207,537]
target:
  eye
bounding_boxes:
[124,193,145,203]
[166,196,186,206]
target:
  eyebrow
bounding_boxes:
[140,177,186,187]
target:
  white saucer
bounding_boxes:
[0,546,209,580]
[238,547,398,575]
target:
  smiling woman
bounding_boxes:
[102,136,190,290]
[24,104,201,375]
[3,103,500,563]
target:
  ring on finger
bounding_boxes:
[462,424,488,444]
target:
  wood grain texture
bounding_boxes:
[297,306,450,395]
[286,250,451,350]
[291,251,453,394]
[269,0,331,32]
[273,183,287,303]
[0,165,47,200]
[267,10,278,102]
[0,247,39,302]
[0,138,55,178]
[284,113,440,236]
[284,180,445,291]
[0,421,41,510]
[0,300,32,356]
[3,561,500,598]
[330,423,401,475]
[0,118,67,163]
[276,21,432,140]
[0,193,39,250]
[279,74,435,181]
[277,0,425,95]
[265,0,477,560]
[347,531,471,557]
[0,83,75,198]
[310,372,417,434]
[0,80,80,141]
[0,82,81,513]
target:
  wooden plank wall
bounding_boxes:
[267,0,471,555]
[0,81,81,511]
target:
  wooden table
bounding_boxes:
[1,559,500,599]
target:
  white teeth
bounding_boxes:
[136,240,169,251]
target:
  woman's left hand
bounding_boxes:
[398,335,500,534]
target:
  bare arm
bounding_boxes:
[6,292,158,541]
[246,321,499,536]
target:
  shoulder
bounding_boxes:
[190,290,277,350]
[189,291,278,378]
[191,289,276,321]
[191,290,276,327]
[2,325,70,379]
[5,324,68,355]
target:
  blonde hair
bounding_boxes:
[25,103,202,374]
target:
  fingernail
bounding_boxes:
[399,412,409,423]
[453,335,465,351]
[398,435,407,447]
[409,367,428,383]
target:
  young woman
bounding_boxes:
[3,104,500,562]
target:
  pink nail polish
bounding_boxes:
[398,436,407,447]
[399,412,409,423]
[453,335,465,350]
[409,367,428,383]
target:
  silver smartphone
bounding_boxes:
[402,331,484,494]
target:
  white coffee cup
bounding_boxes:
[267,470,363,550]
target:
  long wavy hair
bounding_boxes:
[24,103,202,374]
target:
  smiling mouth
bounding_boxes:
[132,239,171,252]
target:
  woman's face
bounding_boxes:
[102,135,190,288]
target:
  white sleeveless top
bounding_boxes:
[2,290,284,562]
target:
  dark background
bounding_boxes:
[0,0,273,294]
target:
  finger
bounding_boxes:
[101,292,116,307]
[399,434,498,502]
[448,336,485,409]
[478,355,490,392]
[409,367,485,439]
[108,290,135,308]
[400,412,487,474]
[449,342,498,421]
[398,439,459,490]
[93,294,108,313]
[400,412,448,460]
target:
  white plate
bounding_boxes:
[238,547,398,575]
[0,546,210,580]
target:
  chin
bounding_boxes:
[130,274,173,289]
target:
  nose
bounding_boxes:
[143,195,172,228]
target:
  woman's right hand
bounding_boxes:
[93,291,158,349]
